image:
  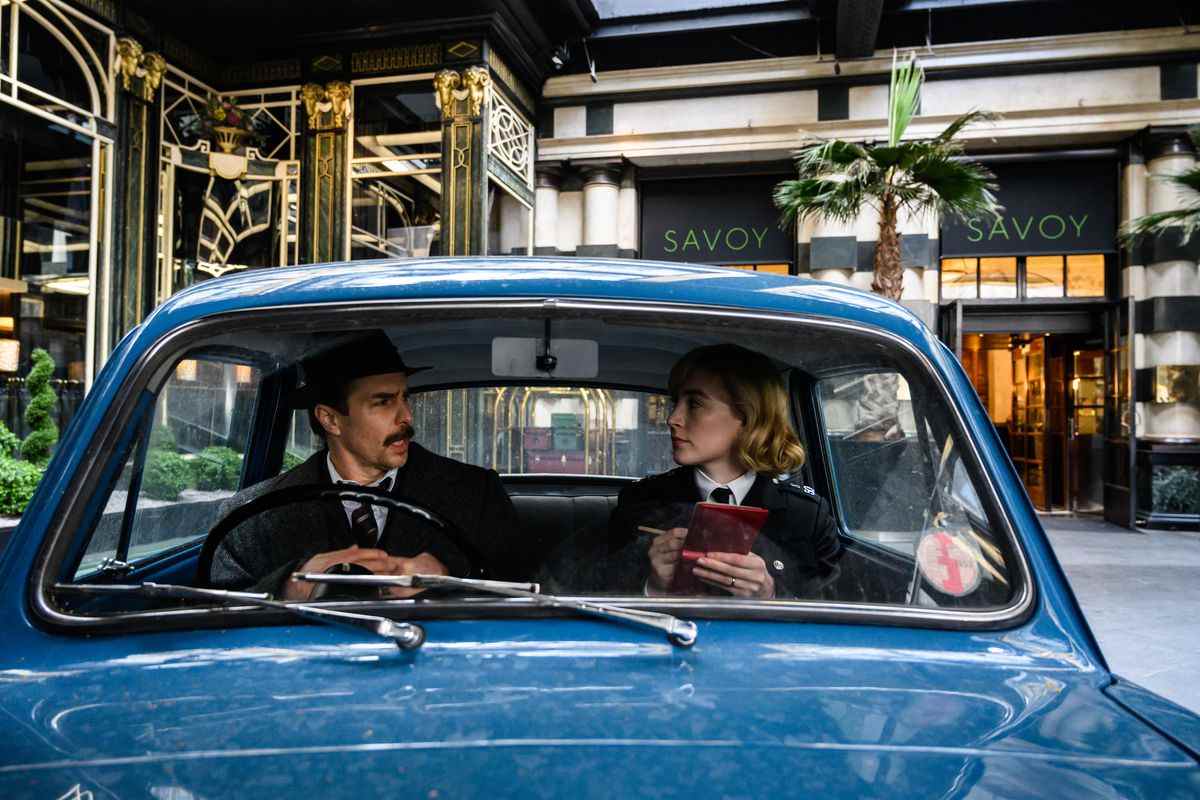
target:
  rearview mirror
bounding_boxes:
[491,337,599,378]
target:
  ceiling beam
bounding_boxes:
[836,0,885,59]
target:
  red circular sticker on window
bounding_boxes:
[916,531,981,597]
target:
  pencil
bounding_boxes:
[637,525,668,536]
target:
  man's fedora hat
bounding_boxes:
[298,330,429,402]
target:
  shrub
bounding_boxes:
[192,446,243,491]
[149,423,177,452]
[20,348,59,466]
[1152,466,1200,514]
[0,421,20,459]
[0,457,42,516]
[282,450,305,472]
[142,449,191,501]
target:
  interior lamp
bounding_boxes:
[0,339,19,373]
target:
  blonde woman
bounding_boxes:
[609,344,841,599]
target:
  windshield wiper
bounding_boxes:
[55,582,426,650]
[295,573,699,648]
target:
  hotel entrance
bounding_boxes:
[957,331,1107,512]
[937,155,1119,514]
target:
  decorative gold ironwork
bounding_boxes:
[301,81,352,131]
[434,70,462,120]
[222,60,302,85]
[116,38,144,92]
[139,52,167,102]
[117,38,166,102]
[488,88,532,184]
[311,54,343,73]
[464,66,490,117]
[446,40,480,59]
[352,44,441,74]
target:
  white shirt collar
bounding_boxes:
[326,452,398,489]
[694,467,757,505]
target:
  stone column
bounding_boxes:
[1137,132,1200,441]
[534,166,561,255]
[498,192,528,255]
[579,165,621,258]
[434,66,490,255]
[110,38,165,347]
[809,215,857,286]
[617,164,638,258]
[556,169,583,255]
[300,80,352,264]
[1131,130,1200,527]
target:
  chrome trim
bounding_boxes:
[31,296,1035,632]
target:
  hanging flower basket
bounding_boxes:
[183,95,265,155]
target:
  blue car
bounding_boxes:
[2,258,1198,798]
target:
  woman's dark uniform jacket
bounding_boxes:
[607,466,843,598]
[208,444,523,595]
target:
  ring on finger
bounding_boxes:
[728,577,736,587]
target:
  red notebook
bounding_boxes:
[668,502,770,595]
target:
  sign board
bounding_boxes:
[940,160,1117,257]
[640,175,793,264]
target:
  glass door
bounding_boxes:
[1070,348,1105,512]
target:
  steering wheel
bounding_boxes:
[196,483,485,588]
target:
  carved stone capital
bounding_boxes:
[463,65,491,118]
[434,67,490,120]
[116,37,143,91]
[116,37,165,102]
[139,52,166,102]
[302,81,353,131]
[434,69,462,120]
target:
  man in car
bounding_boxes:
[209,330,524,600]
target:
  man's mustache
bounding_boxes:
[384,425,415,446]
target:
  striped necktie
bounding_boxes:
[344,477,391,547]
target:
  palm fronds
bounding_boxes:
[888,51,923,148]
[1120,131,1200,246]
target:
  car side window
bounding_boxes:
[817,371,931,546]
[74,358,259,578]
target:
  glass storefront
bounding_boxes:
[0,0,115,435]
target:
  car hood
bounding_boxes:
[1,618,1196,799]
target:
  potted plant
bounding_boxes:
[189,95,265,154]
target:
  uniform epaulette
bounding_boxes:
[773,476,820,502]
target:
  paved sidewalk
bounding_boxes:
[1041,515,1200,714]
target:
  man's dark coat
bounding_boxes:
[209,444,523,594]
[606,466,842,598]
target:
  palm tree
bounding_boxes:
[1120,126,1200,247]
[774,53,1001,300]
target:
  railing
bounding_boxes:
[0,377,86,439]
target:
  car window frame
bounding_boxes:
[29,298,1036,636]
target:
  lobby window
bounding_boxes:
[725,263,791,275]
[940,254,1106,300]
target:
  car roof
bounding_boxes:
[144,257,937,352]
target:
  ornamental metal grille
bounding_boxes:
[487,88,532,189]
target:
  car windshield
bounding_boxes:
[57,306,1021,619]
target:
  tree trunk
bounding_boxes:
[859,194,903,439]
[871,194,903,300]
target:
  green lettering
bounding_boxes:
[702,228,722,251]
[1069,214,1088,237]
[752,227,768,248]
[1012,216,1034,241]
[663,229,678,253]
[682,229,701,251]
[967,218,984,242]
[988,217,1009,240]
[726,227,749,251]
[1039,214,1066,240]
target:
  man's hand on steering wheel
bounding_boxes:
[283,547,449,601]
